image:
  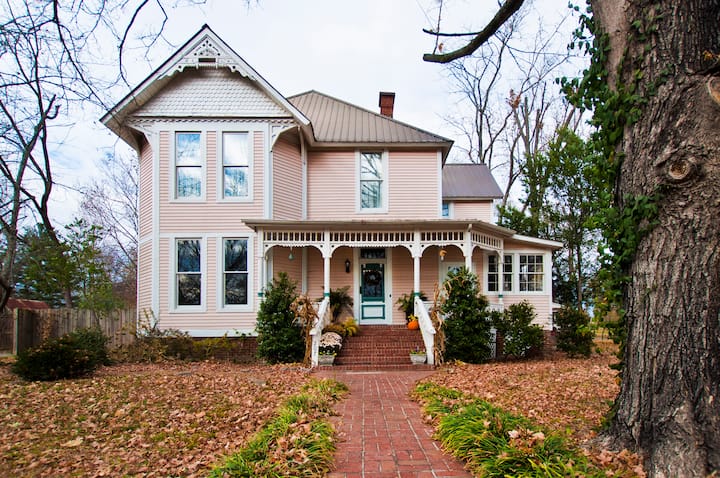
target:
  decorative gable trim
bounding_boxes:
[165,35,256,79]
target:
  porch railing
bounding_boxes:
[310,297,331,367]
[414,296,436,365]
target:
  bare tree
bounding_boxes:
[0,0,207,309]
[423,1,720,475]
[80,150,139,305]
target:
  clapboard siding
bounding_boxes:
[452,201,494,222]
[387,150,438,218]
[138,138,153,239]
[272,136,302,220]
[307,150,355,219]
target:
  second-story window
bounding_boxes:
[222,132,249,198]
[175,132,202,198]
[360,152,384,211]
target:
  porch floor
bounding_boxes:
[316,369,472,478]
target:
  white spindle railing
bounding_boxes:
[310,297,331,367]
[414,295,436,365]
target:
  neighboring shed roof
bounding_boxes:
[288,90,453,146]
[5,298,50,310]
[442,163,503,200]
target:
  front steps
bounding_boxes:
[320,325,434,371]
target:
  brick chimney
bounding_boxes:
[379,92,395,118]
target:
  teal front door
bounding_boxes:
[360,262,385,322]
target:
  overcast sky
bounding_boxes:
[51,0,578,224]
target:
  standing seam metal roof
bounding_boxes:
[288,90,452,145]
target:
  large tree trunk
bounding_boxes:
[593,1,720,476]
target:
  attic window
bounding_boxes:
[198,57,216,64]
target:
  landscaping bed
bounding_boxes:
[0,361,311,477]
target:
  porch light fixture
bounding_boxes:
[288,249,294,261]
[439,248,447,261]
[345,259,351,273]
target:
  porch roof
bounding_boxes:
[243,218,514,237]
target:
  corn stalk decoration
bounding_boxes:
[290,295,317,366]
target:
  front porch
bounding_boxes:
[245,219,514,367]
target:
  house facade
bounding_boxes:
[102,25,561,359]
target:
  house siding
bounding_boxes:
[452,201,494,222]
[307,151,355,220]
[137,241,152,315]
[138,139,153,239]
[272,135,302,220]
[387,151,438,219]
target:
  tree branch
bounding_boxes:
[423,0,527,63]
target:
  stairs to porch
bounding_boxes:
[321,325,434,371]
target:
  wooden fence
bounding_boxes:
[0,308,137,354]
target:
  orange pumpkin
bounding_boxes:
[407,319,420,330]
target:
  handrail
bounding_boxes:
[414,295,436,365]
[310,297,331,367]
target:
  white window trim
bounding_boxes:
[484,252,549,295]
[216,235,253,312]
[217,130,254,203]
[356,150,388,214]
[170,131,206,203]
[171,236,206,313]
[517,252,548,294]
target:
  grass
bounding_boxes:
[209,378,348,477]
[413,382,612,477]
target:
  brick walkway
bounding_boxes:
[316,370,472,478]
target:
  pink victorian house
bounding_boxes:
[103,25,561,365]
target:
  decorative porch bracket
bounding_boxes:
[310,297,331,367]
[414,295,436,365]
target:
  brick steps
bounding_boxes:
[327,325,431,371]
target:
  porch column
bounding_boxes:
[322,229,331,297]
[464,226,473,271]
[412,230,421,297]
[257,228,266,301]
[497,250,504,306]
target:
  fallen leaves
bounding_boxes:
[425,347,645,476]
[0,361,310,477]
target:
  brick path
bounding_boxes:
[316,370,472,478]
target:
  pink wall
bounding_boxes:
[138,138,153,239]
[272,135,302,220]
[452,201,494,222]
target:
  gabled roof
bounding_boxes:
[442,163,503,200]
[289,90,453,158]
[101,24,310,148]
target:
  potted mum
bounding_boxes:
[318,331,343,365]
[409,346,427,364]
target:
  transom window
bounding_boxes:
[223,238,248,306]
[175,132,202,198]
[222,132,249,198]
[487,254,513,292]
[360,152,384,210]
[176,239,201,306]
[519,254,544,292]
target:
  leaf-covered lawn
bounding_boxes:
[427,346,620,444]
[0,361,311,477]
[423,343,644,475]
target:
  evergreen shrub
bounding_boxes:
[494,301,545,358]
[555,306,595,357]
[256,272,304,363]
[12,327,109,381]
[441,267,496,363]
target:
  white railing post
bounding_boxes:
[310,297,331,367]
[414,295,436,365]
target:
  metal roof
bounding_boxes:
[442,163,503,200]
[288,90,453,147]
